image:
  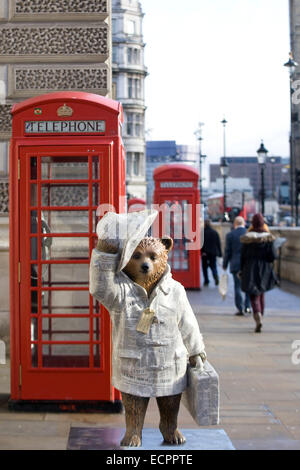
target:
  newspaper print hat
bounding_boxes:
[96,209,158,272]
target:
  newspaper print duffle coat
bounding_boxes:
[89,248,206,397]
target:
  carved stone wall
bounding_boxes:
[0,0,112,188]
[0,181,9,213]
[9,65,108,98]
[0,25,108,62]
[9,0,108,20]
[14,0,108,13]
[0,105,12,140]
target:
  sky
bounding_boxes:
[141,0,291,184]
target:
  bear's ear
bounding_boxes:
[160,236,173,252]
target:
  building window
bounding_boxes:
[128,77,141,98]
[112,80,117,100]
[126,19,136,35]
[133,153,140,176]
[112,18,117,34]
[127,47,140,65]
[126,152,132,176]
[112,46,117,63]
[126,113,143,137]
[126,152,141,176]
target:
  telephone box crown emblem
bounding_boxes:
[57,103,73,117]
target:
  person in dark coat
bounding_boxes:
[223,216,251,316]
[201,219,222,286]
[240,213,277,333]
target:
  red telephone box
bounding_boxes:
[153,164,201,289]
[9,91,125,410]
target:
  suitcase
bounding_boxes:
[182,361,220,426]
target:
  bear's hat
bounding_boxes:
[96,209,158,272]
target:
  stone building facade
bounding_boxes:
[112,0,147,201]
[289,0,300,218]
[0,0,112,213]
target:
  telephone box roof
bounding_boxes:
[11,91,122,117]
[153,163,199,179]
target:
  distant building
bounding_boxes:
[210,177,253,195]
[112,0,147,200]
[146,141,199,204]
[209,156,288,200]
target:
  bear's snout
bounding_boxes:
[141,262,150,273]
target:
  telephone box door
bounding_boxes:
[157,193,200,288]
[18,144,113,401]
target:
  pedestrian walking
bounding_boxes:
[223,216,251,316]
[240,213,277,333]
[201,219,222,286]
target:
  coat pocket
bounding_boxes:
[118,349,142,360]
[117,349,142,378]
[174,346,188,376]
[159,304,178,336]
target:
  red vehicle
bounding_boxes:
[127,198,146,212]
[153,164,201,289]
[9,91,125,409]
[207,193,257,224]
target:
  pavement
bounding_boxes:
[0,272,300,450]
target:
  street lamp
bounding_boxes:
[220,157,229,221]
[257,140,268,216]
[194,122,206,204]
[270,156,276,199]
[220,118,229,221]
[284,52,298,223]
[221,118,228,157]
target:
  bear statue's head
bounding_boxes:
[123,236,173,293]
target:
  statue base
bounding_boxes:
[67,427,235,450]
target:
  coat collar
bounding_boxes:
[240,231,275,244]
[157,264,172,295]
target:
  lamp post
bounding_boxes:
[270,156,276,199]
[284,52,298,223]
[194,122,206,203]
[220,157,229,221]
[220,118,229,221]
[257,140,268,216]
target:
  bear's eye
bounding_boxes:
[132,252,141,260]
[150,254,156,261]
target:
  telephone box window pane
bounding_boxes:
[41,290,90,314]
[92,156,100,180]
[41,236,89,260]
[42,317,90,342]
[93,183,100,206]
[30,157,37,180]
[41,157,89,180]
[42,264,89,288]
[42,344,90,368]
[31,344,38,368]
[31,318,38,342]
[41,184,89,207]
[94,344,101,368]
[94,317,101,342]
[31,184,37,206]
[42,210,89,233]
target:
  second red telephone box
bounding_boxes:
[9,91,125,410]
[153,164,201,289]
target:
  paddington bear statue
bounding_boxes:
[89,210,207,447]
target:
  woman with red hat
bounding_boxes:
[240,213,277,332]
